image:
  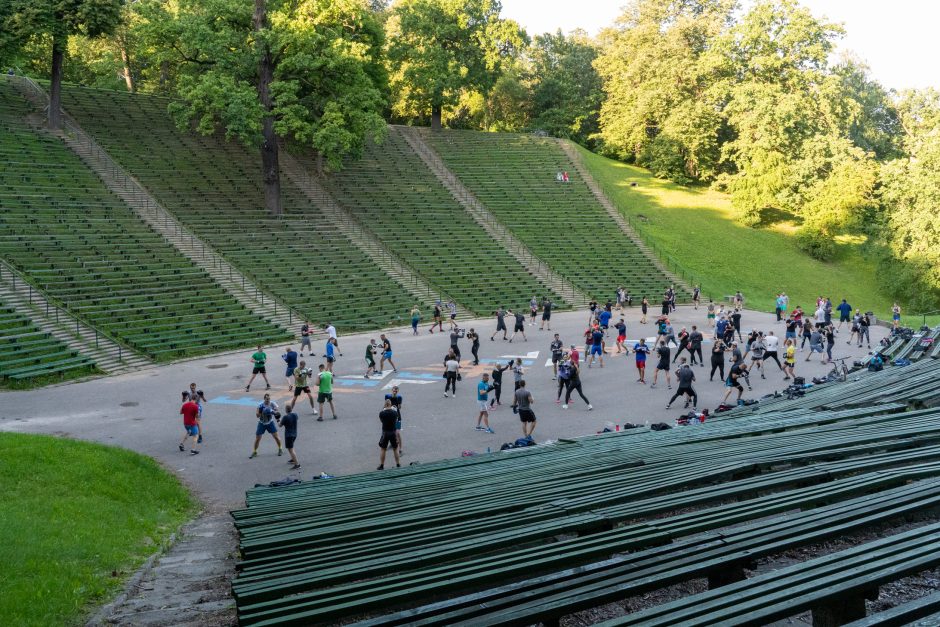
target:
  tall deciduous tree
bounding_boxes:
[144,0,387,215]
[4,0,123,129]
[385,0,525,129]
[594,0,735,183]
[878,89,940,309]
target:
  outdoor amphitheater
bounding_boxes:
[3,5,940,625]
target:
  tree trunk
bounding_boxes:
[159,61,169,90]
[48,34,65,130]
[253,0,282,216]
[119,38,135,93]
[431,102,442,130]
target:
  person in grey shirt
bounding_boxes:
[512,379,537,438]
[805,326,825,363]
[666,359,698,410]
[749,334,767,379]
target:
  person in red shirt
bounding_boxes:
[178,399,201,455]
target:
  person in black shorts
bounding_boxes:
[449,327,462,361]
[666,359,697,409]
[491,306,508,341]
[540,298,553,331]
[384,386,404,455]
[513,380,537,438]
[299,320,314,357]
[650,339,672,389]
[246,345,271,392]
[429,301,443,334]
[467,328,480,365]
[377,399,401,470]
[280,403,300,470]
[490,361,510,407]
[722,362,749,405]
[550,333,564,379]
[509,309,527,342]
[291,361,316,413]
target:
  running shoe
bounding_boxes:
[190,450,199,455]
[178,444,184,452]
[485,427,495,434]
[277,448,283,456]
[249,451,258,459]
[562,404,568,409]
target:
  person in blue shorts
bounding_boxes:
[249,394,282,458]
[598,308,612,335]
[587,326,605,368]
[282,346,298,390]
[325,338,337,372]
[379,333,397,372]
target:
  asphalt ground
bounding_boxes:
[0,305,886,508]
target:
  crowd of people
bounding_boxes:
[176,288,892,472]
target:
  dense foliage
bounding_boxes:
[0,0,936,304]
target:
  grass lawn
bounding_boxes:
[577,145,940,327]
[0,433,196,626]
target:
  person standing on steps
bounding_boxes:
[689,326,704,366]
[245,345,271,392]
[315,364,337,421]
[510,309,527,342]
[447,300,458,331]
[249,393,282,458]
[292,361,317,414]
[379,334,397,373]
[384,386,404,455]
[429,301,443,334]
[467,328,480,365]
[490,360,510,408]
[410,306,422,335]
[376,399,401,470]
[562,361,592,410]
[491,306,508,341]
[666,358,697,410]
[513,380,537,437]
[475,373,495,433]
[443,353,460,398]
[540,297,553,331]
[299,320,314,357]
[650,339,672,389]
[282,346,298,391]
[280,403,300,470]
[178,394,201,455]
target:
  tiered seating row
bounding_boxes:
[230,359,940,626]
[317,130,565,312]
[0,301,97,383]
[424,129,676,300]
[0,81,289,360]
[59,85,419,331]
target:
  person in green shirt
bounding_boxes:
[245,344,271,392]
[315,363,336,421]
[365,340,377,378]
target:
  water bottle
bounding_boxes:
[486,447,491,454]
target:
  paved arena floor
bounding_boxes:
[0,305,888,508]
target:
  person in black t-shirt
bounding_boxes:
[509,309,527,343]
[491,306,508,341]
[722,362,749,405]
[299,321,314,357]
[550,334,564,378]
[467,328,480,365]
[688,326,704,366]
[280,404,300,470]
[650,340,672,389]
[540,299,553,331]
[449,328,462,361]
[377,400,401,470]
[429,302,443,334]
[490,361,510,407]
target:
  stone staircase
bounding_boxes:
[555,137,692,296]
[396,126,589,308]
[8,76,302,338]
[279,149,466,312]
[0,261,150,373]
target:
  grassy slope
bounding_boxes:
[577,145,935,324]
[0,434,195,626]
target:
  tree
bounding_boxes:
[594,0,735,181]
[527,29,602,145]
[877,89,940,310]
[385,0,525,129]
[4,0,123,129]
[146,0,388,215]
